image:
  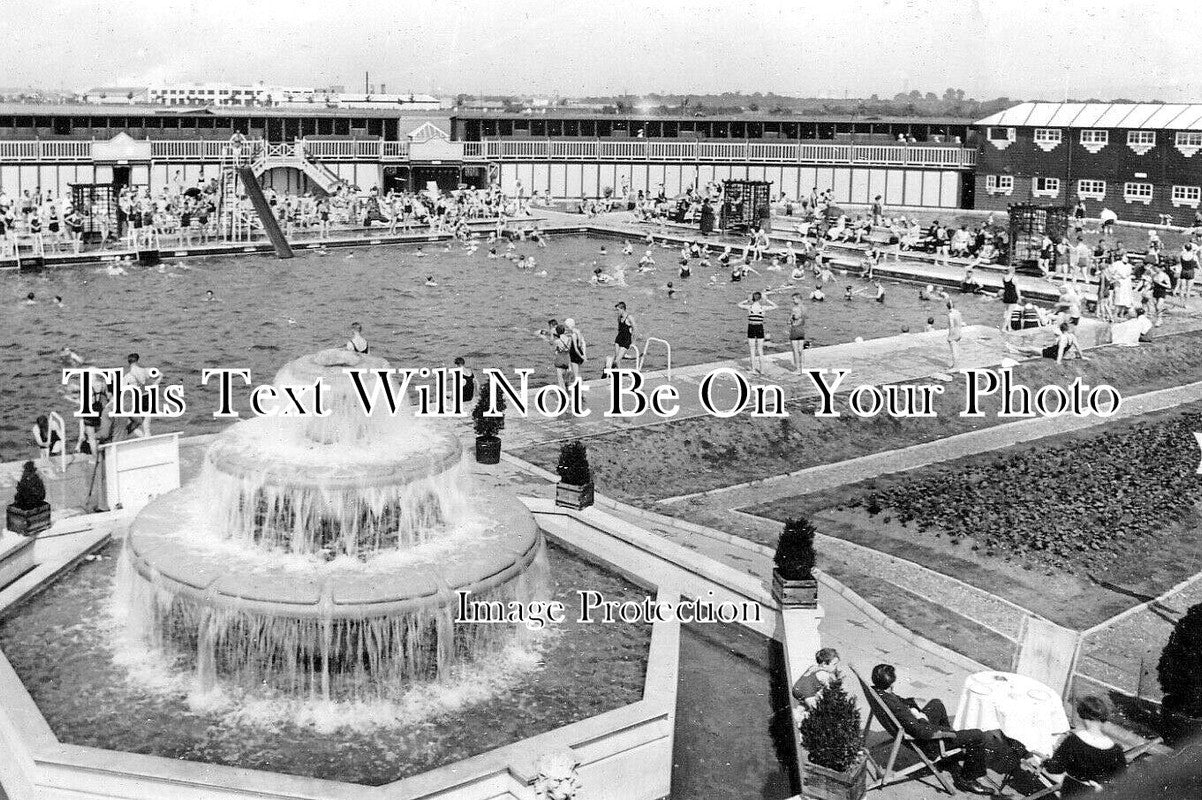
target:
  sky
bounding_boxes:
[3,0,1200,101]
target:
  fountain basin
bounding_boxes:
[125,485,543,618]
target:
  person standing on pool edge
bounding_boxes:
[788,293,807,374]
[611,302,637,373]
[737,290,778,375]
[946,298,964,370]
[346,322,369,355]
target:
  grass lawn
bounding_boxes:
[517,329,1202,506]
[741,403,1202,631]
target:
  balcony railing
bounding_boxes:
[0,137,400,163]
[481,138,976,168]
[0,136,978,169]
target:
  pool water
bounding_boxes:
[0,235,992,458]
[672,622,798,800]
[0,540,651,786]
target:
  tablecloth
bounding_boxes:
[953,671,1071,757]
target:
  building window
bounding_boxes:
[1123,182,1153,204]
[985,174,1014,194]
[1080,130,1109,145]
[1128,131,1155,147]
[1172,185,1201,207]
[1033,176,1060,197]
[1177,132,1202,148]
[1077,179,1106,199]
[1034,128,1062,145]
[987,126,1015,142]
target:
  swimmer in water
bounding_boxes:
[873,280,886,304]
[767,257,783,272]
[60,346,84,365]
[644,232,655,245]
[790,265,806,281]
[622,240,634,255]
[425,276,438,286]
[925,316,936,333]
[53,295,64,308]
[204,290,217,302]
[638,250,656,271]
[488,247,498,259]
[918,284,937,301]
[415,247,425,257]
[844,284,855,301]
[679,259,692,278]
[599,245,608,256]
[591,267,612,286]
[810,288,826,302]
[665,281,676,299]
[24,292,35,305]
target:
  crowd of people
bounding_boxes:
[0,181,533,258]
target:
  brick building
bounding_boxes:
[974,102,1202,225]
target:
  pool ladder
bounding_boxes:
[636,337,672,382]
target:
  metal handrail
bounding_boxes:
[639,337,673,382]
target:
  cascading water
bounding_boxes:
[114,349,549,703]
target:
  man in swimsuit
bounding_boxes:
[346,322,369,354]
[946,300,964,369]
[124,353,160,438]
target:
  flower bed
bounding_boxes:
[864,412,1202,571]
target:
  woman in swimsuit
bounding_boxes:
[345,322,369,354]
[737,290,778,374]
[551,324,572,391]
[32,415,62,460]
[565,318,587,383]
[612,302,636,369]
[788,293,807,374]
[1000,267,1021,332]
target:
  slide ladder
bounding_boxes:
[235,167,293,259]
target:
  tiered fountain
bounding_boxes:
[116,349,547,701]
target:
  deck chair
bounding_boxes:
[1003,727,1168,798]
[849,665,963,794]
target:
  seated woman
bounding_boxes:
[1027,695,1126,796]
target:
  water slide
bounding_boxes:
[236,167,294,259]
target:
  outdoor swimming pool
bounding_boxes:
[0,234,992,458]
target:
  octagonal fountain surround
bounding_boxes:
[116,349,548,701]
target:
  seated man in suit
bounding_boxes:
[871,664,1027,795]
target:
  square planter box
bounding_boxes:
[6,503,51,536]
[802,754,867,800]
[556,481,594,510]
[474,436,502,464]
[772,569,818,608]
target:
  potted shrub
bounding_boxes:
[6,461,51,535]
[555,439,594,510]
[799,673,868,800]
[772,517,818,608]
[472,380,506,464]
[1158,602,1202,742]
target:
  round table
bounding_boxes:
[953,671,1070,758]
